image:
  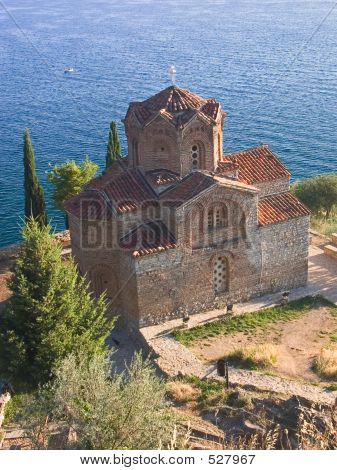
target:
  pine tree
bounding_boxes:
[0,219,114,385]
[105,121,121,169]
[23,129,47,225]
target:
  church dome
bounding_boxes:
[125,85,221,129]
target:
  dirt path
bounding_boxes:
[191,307,337,383]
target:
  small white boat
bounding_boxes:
[64,67,75,74]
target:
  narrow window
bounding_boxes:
[213,256,229,294]
[208,210,214,228]
[191,144,200,170]
[208,206,227,230]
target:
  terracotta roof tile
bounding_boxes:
[126,86,222,129]
[221,145,290,185]
[103,169,156,214]
[65,168,156,218]
[258,192,310,226]
[119,221,176,257]
[64,191,112,220]
[160,172,216,207]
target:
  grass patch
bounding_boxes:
[312,346,337,381]
[166,381,198,403]
[325,383,337,392]
[311,215,337,237]
[173,295,333,346]
[174,376,252,409]
[226,343,278,371]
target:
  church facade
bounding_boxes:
[65,85,310,330]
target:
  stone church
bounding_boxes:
[65,85,310,330]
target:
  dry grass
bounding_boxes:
[167,382,199,403]
[313,346,337,380]
[226,343,278,370]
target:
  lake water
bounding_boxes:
[0,0,336,246]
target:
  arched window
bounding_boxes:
[90,264,118,302]
[191,144,200,170]
[207,205,228,230]
[213,256,229,294]
[133,139,139,166]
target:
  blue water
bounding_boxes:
[0,0,336,247]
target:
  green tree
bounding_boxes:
[0,219,113,386]
[23,129,47,225]
[46,157,98,228]
[105,121,121,169]
[17,351,182,450]
[291,173,337,218]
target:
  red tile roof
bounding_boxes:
[120,221,176,257]
[160,172,216,206]
[125,86,222,129]
[258,192,310,226]
[103,169,156,214]
[64,191,112,220]
[221,145,290,185]
[65,168,156,218]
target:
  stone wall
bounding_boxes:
[259,216,310,293]
[125,113,223,175]
[255,176,290,197]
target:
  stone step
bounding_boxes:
[331,233,337,246]
[324,244,337,259]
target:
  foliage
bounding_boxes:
[16,351,181,450]
[226,343,278,370]
[312,346,337,380]
[105,121,121,168]
[23,129,47,225]
[46,156,98,227]
[291,173,337,218]
[310,214,337,237]
[166,382,198,403]
[0,219,113,386]
[173,296,332,346]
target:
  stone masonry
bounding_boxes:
[65,85,310,330]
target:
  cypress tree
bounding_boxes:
[0,219,114,385]
[23,129,47,225]
[105,121,121,169]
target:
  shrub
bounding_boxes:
[313,346,337,380]
[16,351,183,450]
[167,382,198,403]
[291,173,337,218]
[227,343,278,370]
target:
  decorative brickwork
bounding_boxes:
[66,86,310,330]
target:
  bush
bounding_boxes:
[227,343,278,370]
[313,346,337,380]
[291,173,337,218]
[16,351,182,450]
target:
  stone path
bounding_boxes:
[141,245,337,406]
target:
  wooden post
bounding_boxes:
[225,361,229,389]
